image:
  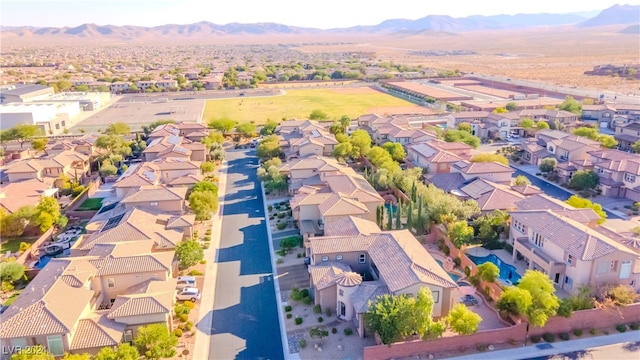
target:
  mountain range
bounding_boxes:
[1,4,638,40]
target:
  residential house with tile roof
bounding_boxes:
[0,241,176,357]
[120,185,188,213]
[453,178,527,214]
[614,122,640,151]
[142,135,205,162]
[407,140,473,174]
[285,128,338,161]
[449,160,515,184]
[4,150,90,185]
[308,217,458,337]
[587,149,640,201]
[509,209,639,295]
[0,178,59,214]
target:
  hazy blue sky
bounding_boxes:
[2,0,639,28]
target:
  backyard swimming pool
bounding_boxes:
[468,253,522,285]
[435,259,461,282]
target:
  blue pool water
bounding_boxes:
[435,259,461,282]
[34,248,72,269]
[468,254,522,285]
[384,203,398,214]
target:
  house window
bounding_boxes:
[150,202,158,206]
[321,256,328,262]
[620,260,632,279]
[10,338,27,350]
[339,289,344,296]
[336,255,343,261]
[611,260,618,271]
[432,290,440,303]
[624,173,636,183]
[566,254,575,266]
[107,278,115,288]
[561,150,569,160]
[513,220,525,233]
[47,335,64,356]
[359,254,366,264]
[533,232,544,248]
[123,329,133,343]
[564,276,573,290]
[596,261,609,274]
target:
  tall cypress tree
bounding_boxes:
[417,195,423,235]
[407,201,413,232]
[387,204,393,230]
[411,182,417,202]
[395,202,402,229]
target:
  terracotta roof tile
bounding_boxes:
[69,316,125,350]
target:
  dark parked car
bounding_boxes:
[461,294,478,306]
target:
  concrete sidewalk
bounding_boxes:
[445,330,640,360]
[192,157,229,360]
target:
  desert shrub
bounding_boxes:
[183,301,195,309]
[559,333,570,341]
[297,253,302,258]
[284,305,292,312]
[542,333,555,342]
[277,222,287,230]
[616,324,627,333]
[287,314,292,319]
[301,289,309,297]
[317,316,323,323]
[299,339,306,348]
[325,307,332,316]
[269,215,275,220]
[276,258,284,264]
[573,329,583,337]
[453,257,461,267]
[630,323,639,330]
[290,288,303,301]
[476,343,487,351]
[530,335,541,343]
[204,236,211,242]
[205,229,211,235]
[202,243,210,249]
[177,323,185,330]
[590,328,598,335]
[443,245,450,256]
[464,266,472,277]
[268,205,273,212]
[313,304,321,314]
[295,317,303,325]
[174,304,191,316]
[173,329,183,337]
[185,323,193,331]
[302,296,312,305]
[277,212,286,219]
[332,327,337,334]
[179,314,189,322]
[344,328,353,336]
[189,270,203,276]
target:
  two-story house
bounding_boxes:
[588,149,640,201]
[0,241,176,357]
[407,140,473,174]
[546,135,601,163]
[308,216,458,337]
[510,209,639,295]
[449,160,515,184]
[614,122,640,151]
[581,104,616,128]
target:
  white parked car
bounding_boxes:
[176,288,201,302]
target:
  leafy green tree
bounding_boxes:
[309,109,329,120]
[457,122,472,133]
[260,120,278,136]
[104,122,131,135]
[518,270,560,327]
[133,323,177,360]
[539,158,557,173]
[31,138,48,154]
[519,118,535,129]
[236,123,256,138]
[513,175,531,186]
[536,121,550,130]
[470,153,509,166]
[279,236,299,254]
[382,142,406,162]
[569,170,599,191]
[349,129,372,158]
[189,190,218,221]
[329,121,345,135]
[572,127,598,140]
[446,303,482,335]
[9,346,54,360]
[0,262,25,283]
[309,327,329,344]
[175,239,204,269]
[93,342,139,360]
[443,129,480,148]
[332,142,353,161]
[99,161,118,177]
[366,287,443,345]
[208,118,237,133]
[256,135,282,160]
[61,354,89,360]
[497,286,532,316]
[34,196,63,232]
[7,124,43,149]
[339,115,351,132]
[56,79,72,92]
[597,134,618,149]
[505,102,518,111]
[559,96,582,115]
[200,161,215,174]
[492,107,508,114]
[632,141,640,154]
[447,221,475,247]
[476,262,499,283]
[565,195,606,223]
[95,135,132,159]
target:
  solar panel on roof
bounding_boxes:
[174,146,188,154]
[143,170,157,182]
[167,135,181,145]
[101,213,125,232]
[97,201,119,214]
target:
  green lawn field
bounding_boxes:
[202,87,419,124]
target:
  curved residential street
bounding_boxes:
[207,148,284,359]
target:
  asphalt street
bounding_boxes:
[207,148,284,359]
